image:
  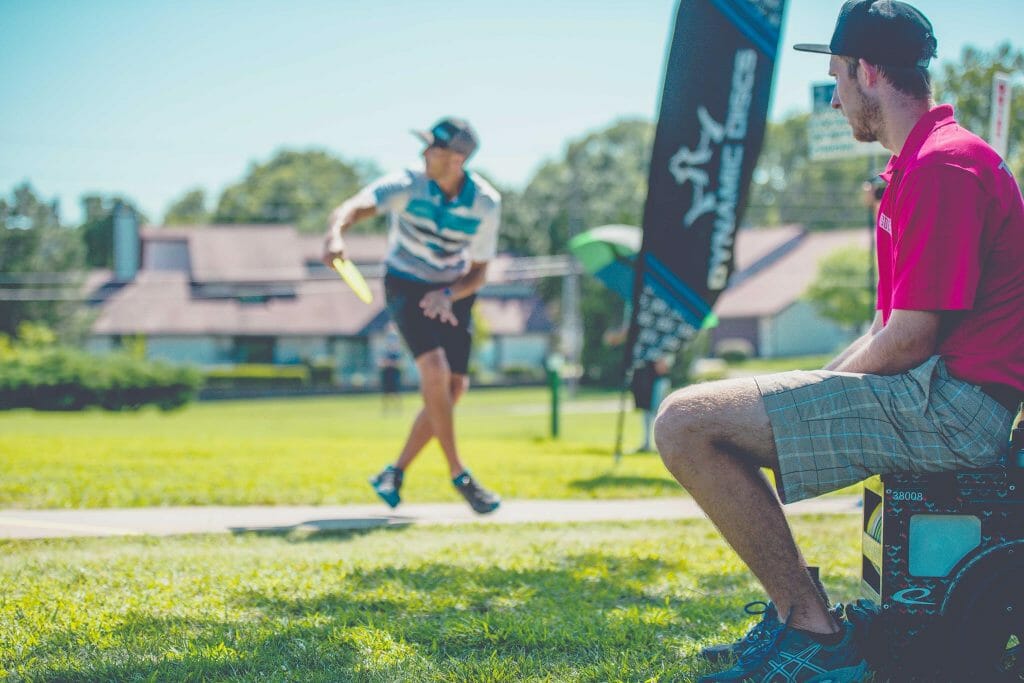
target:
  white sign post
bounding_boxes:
[989,72,1012,159]
[808,83,887,161]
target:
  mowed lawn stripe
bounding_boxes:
[0,388,685,509]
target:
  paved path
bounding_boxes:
[0,496,861,540]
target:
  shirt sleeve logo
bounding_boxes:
[879,213,893,234]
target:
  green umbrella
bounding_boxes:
[568,225,642,300]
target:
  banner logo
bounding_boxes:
[666,49,758,290]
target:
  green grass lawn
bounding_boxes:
[0,388,688,509]
[0,515,863,682]
[725,354,833,376]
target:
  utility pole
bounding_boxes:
[562,149,585,395]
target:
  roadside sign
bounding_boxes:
[808,83,887,161]
[989,72,1012,158]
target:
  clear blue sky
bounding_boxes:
[2,0,1020,225]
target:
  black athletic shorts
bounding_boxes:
[384,273,476,375]
[631,361,669,410]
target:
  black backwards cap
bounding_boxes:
[411,117,479,158]
[794,0,937,68]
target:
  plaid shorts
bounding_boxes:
[756,356,1015,504]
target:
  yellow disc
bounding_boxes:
[332,258,373,304]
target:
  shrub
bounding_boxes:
[0,347,201,411]
[305,359,337,386]
[501,363,546,383]
[689,358,728,383]
[715,338,755,363]
[203,364,309,390]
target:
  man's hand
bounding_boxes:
[322,233,345,267]
[420,289,458,326]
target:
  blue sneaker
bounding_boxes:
[698,616,868,682]
[699,601,779,664]
[370,465,402,508]
[699,568,833,665]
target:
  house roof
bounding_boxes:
[141,225,392,279]
[732,224,803,272]
[93,224,550,338]
[92,271,385,336]
[716,228,872,318]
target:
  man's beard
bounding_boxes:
[849,85,883,143]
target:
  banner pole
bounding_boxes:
[613,383,629,463]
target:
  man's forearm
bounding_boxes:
[824,313,884,371]
[327,198,377,239]
[448,264,488,300]
[833,328,933,375]
[823,333,872,371]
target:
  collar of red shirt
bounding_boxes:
[879,104,957,183]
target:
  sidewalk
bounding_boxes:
[0,495,861,540]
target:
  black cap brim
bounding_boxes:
[411,129,433,147]
[793,43,834,55]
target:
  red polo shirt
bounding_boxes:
[877,104,1024,393]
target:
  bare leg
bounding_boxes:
[653,377,838,634]
[396,349,468,477]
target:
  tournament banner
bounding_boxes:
[629,0,787,366]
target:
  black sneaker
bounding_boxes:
[453,471,500,514]
[370,465,403,508]
[698,615,869,682]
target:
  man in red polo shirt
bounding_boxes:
[653,1,1024,680]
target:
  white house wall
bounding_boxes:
[330,337,372,386]
[497,334,549,369]
[145,336,232,365]
[760,301,857,358]
[275,336,328,365]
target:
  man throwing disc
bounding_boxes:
[323,117,502,514]
[653,2,1024,680]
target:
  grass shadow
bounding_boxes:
[21,545,771,682]
[569,472,678,492]
[230,515,413,542]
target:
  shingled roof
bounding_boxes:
[91,271,386,336]
[716,228,872,318]
[92,225,548,337]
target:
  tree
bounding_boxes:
[212,149,377,233]
[748,43,1024,230]
[747,114,881,230]
[500,119,655,385]
[804,246,874,331]
[164,188,210,225]
[934,42,1024,188]
[501,119,653,257]
[0,183,86,339]
[79,194,146,268]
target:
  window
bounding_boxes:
[233,336,275,364]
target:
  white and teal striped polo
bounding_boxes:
[361,169,501,284]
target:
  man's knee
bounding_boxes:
[654,378,767,472]
[655,385,715,471]
[416,349,451,382]
[450,374,469,402]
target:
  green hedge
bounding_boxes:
[0,347,201,411]
[203,363,311,390]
